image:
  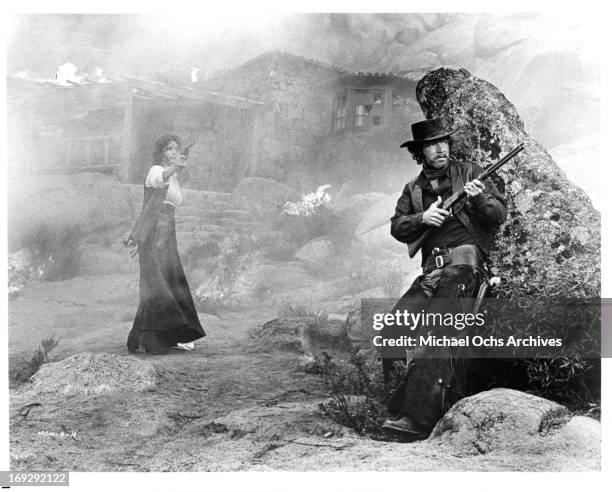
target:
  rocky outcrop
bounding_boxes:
[330,192,388,232]
[295,238,334,264]
[248,317,347,355]
[416,67,600,298]
[7,174,133,286]
[231,177,300,217]
[8,173,132,252]
[429,388,599,461]
[354,195,410,257]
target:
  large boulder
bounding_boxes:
[332,192,389,215]
[249,317,348,355]
[231,177,300,217]
[354,195,407,257]
[429,388,599,462]
[295,238,335,264]
[354,195,397,236]
[415,67,600,298]
[331,192,388,231]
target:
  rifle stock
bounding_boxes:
[406,142,525,258]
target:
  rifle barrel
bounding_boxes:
[406,141,524,258]
[479,142,525,180]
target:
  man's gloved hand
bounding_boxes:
[465,179,485,198]
[422,196,450,227]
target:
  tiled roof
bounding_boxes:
[208,50,425,83]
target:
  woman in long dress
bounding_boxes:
[127,134,205,354]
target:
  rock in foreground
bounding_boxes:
[416,67,600,298]
[22,352,157,397]
[429,388,599,465]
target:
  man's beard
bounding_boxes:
[423,154,449,180]
[425,153,449,168]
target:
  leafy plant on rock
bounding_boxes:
[11,335,61,384]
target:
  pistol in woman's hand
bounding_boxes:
[171,154,187,167]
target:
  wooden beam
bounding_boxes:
[119,86,133,183]
[31,165,121,175]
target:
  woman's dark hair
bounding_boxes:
[152,134,181,165]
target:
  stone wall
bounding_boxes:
[204,53,338,191]
[315,89,423,193]
[130,99,256,192]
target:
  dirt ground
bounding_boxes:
[8,274,600,472]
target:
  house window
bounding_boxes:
[354,91,371,127]
[332,88,386,131]
[334,92,347,130]
[67,136,121,168]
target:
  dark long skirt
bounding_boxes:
[127,205,205,353]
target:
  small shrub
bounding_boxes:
[302,351,336,375]
[319,394,385,437]
[316,348,391,438]
[12,335,61,384]
[523,356,600,411]
[277,301,328,327]
[21,224,82,281]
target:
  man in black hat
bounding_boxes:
[381,117,507,437]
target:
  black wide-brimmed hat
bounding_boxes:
[400,118,457,153]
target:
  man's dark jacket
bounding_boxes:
[390,160,508,265]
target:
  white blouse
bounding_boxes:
[145,165,183,208]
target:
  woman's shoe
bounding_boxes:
[174,342,195,350]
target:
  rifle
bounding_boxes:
[406,142,525,258]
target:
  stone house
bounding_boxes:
[202,51,423,192]
[7,76,262,192]
[8,51,423,193]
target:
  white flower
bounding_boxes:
[282,185,332,217]
[489,276,501,287]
